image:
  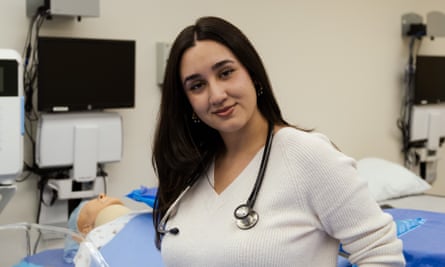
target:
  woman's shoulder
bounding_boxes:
[274,126,333,148]
[273,126,357,189]
[273,126,353,165]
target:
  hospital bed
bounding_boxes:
[338,207,445,267]
[0,222,108,267]
[3,208,443,267]
[0,211,163,267]
[338,157,445,267]
[1,158,444,267]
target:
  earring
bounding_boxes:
[192,112,201,123]
[255,81,264,96]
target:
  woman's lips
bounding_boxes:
[214,104,235,117]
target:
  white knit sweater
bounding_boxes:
[161,127,405,266]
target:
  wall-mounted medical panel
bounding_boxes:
[26,0,99,18]
[0,50,23,184]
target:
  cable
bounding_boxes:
[398,35,422,168]
[23,10,43,112]
[21,7,49,178]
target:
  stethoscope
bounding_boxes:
[157,121,274,235]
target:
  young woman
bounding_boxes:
[152,16,404,266]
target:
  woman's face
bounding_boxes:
[180,40,262,135]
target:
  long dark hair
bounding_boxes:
[152,16,288,248]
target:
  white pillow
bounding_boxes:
[357,157,431,201]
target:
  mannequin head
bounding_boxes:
[77,193,131,235]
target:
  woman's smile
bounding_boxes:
[213,104,236,117]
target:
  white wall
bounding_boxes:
[1,1,445,225]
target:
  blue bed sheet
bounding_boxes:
[18,249,73,267]
[338,208,445,267]
[99,212,163,267]
[23,208,444,267]
[23,213,163,267]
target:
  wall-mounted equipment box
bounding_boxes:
[156,42,172,85]
[26,0,99,18]
[0,49,23,185]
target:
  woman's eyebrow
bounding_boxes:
[211,59,235,71]
[183,59,236,86]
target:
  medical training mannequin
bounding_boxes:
[77,193,131,235]
[70,191,164,267]
[64,193,131,263]
[152,16,405,266]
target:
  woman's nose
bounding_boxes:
[208,82,227,106]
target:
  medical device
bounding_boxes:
[409,104,445,183]
[157,122,274,235]
[400,12,445,183]
[0,49,23,213]
[414,56,445,105]
[37,37,135,112]
[26,0,99,18]
[35,112,122,225]
[156,42,172,86]
[406,56,445,183]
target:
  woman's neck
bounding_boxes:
[212,116,270,194]
[219,117,269,158]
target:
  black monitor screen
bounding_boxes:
[37,36,135,112]
[415,55,445,105]
[0,60,18,96]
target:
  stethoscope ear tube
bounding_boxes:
[157,185,192,235]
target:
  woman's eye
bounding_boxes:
[219,68,234,79]
[189,81,205,91]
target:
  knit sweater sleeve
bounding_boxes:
[278,129,405,266]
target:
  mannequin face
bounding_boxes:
[77,193,124,235]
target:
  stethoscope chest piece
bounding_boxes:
[234,204,259,230]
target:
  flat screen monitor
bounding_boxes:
[414,55,445,105]
[37,36,135,112]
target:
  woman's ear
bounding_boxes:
[253,80,263,96]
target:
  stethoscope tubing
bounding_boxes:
[158,121,274,234]
[234,121,274,229]
[246,121,274,208]
[157,185,192,234]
